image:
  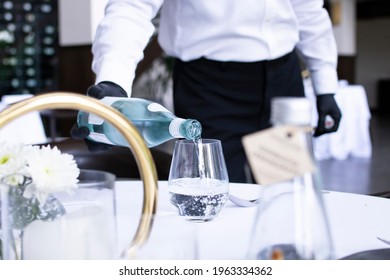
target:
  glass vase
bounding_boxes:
[1,169,117,260]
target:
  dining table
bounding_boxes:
[115,180,390,260]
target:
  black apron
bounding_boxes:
[173,50,305,183]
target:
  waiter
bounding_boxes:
[72,0,342,183]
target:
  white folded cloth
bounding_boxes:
[0,94,47,145]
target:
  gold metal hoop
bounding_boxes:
[0,92,158,258]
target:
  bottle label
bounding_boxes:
[88,97,124,125]
[88,132,115,145]
[242,125,315,185]
[147,103,171,113]
[169,118,185,138]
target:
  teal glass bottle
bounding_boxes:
[77,97,202,148]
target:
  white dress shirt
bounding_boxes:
[92,0,338,96]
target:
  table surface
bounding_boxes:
[115,180,390,260]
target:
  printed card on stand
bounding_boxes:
[242,125,315,185]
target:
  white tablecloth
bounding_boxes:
[305,80,372,160]
[0,94,47,145]
[115,180,390,260]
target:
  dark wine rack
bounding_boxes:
[0,0,58,97]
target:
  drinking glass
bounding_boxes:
[168,139,229,222]
[25,169,117,260]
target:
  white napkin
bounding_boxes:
[0,94,47,144]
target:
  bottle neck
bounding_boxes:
[282,123,322,190]
[301,128,316,162]
[169,118,202,140]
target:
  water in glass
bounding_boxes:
[168,139,229,222]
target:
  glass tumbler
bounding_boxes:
[168,139,229,222]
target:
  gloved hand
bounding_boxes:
[314,94,342,137]
[70,81,127,152]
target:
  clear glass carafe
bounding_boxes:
[247,97,334,260]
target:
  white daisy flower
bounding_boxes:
[0,142,32,176]
[25,145,80,203]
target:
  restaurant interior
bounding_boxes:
[0,0,390,261]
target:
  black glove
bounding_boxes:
[314,94,342,137]
[70,81,127,152]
